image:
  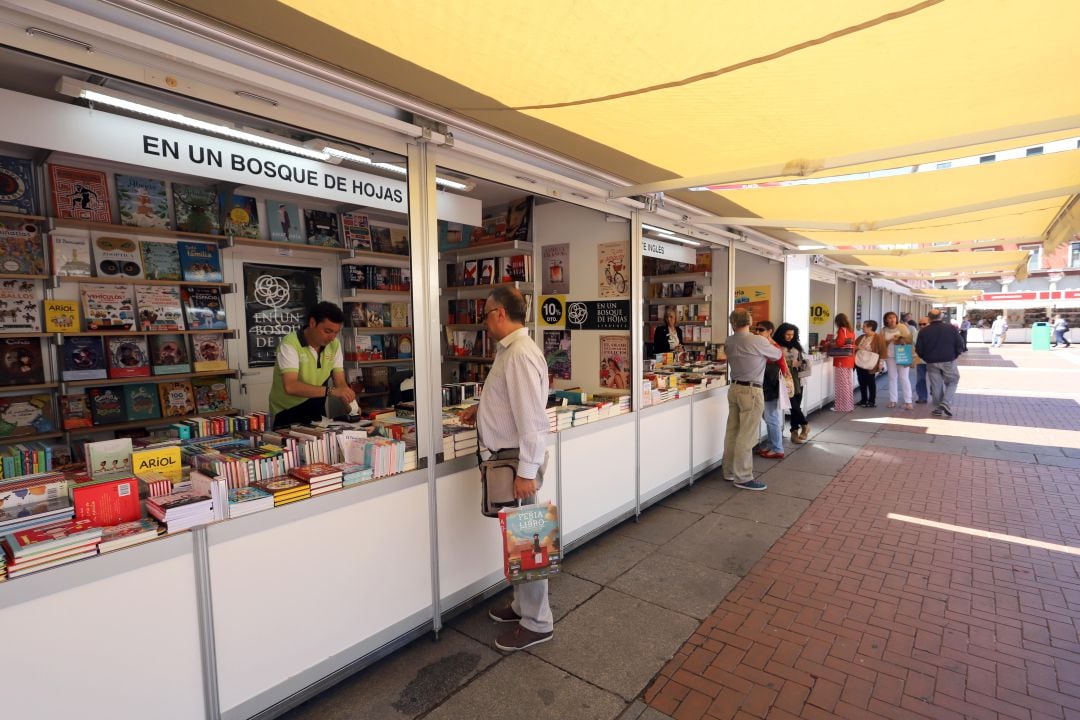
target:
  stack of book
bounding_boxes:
[227,486,274,517]
[190,470,229,521]
[146,491,213,533]
[289,463,343,497]
[359,437,406,477]
[552,407,575,432]
[0,495,75,536]
[98,518,162,553]
[442,426,478,459]
[2,519,103,579]
[334,462,375,487]
[251,476,310,507]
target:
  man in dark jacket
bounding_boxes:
[914,308,965,417]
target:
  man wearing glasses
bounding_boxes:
[459,286,553,651]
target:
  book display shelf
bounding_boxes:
[644,252,715,349]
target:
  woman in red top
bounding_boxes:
[832,313,856,412]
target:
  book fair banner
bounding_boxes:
[243,262,322,367]
[734,285,771,325]
[566,300,631,331]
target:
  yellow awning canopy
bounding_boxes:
[828,249,1029,274]
[911,289,984,303]
[170,0,1080,279]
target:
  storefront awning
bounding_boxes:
[824,250,1029,275]
[910,289,984,303]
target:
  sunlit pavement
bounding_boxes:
[645,345,1080,719]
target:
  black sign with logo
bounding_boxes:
[243,262,322,367]
[565,300,631,331]
[540,296,565,326]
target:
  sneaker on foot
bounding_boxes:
[488,603,522,624]
[734,479,767,491]
[495,624,553,651]
[915,399,928,404]
[941,405,953,417]
[931,407,945,417]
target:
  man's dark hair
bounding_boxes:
[488,286,527,323]
[864,319,878,332]
[308,301,345,325]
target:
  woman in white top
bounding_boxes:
[881,311,914,409]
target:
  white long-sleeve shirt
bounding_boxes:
[476,327,549,479]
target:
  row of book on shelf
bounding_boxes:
[444,254,532,288]
[342,331,414,361]
[62,376,232,429]
[0,409,423,580]
[647,303,712,323]
[0,154,407,251]
[648,280,708,299]
[342,264,412,292]
[446,295,533,325]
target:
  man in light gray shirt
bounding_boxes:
[722,308,782,490]
[460,286,552,651]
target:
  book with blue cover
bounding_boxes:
[116,174,170,229]
[0,155,38,215]
[177,241,223,282]
[123,383,162,421]
[61,336,107,381]
[181,286,227,330]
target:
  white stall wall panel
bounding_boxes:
[560,420,636,540]
[734,249,785,326]
[640,402,692,497]
[693,391,728,470]
[3,553,203,720]
[212,485,432,713]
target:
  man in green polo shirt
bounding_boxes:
[269,301,356,429]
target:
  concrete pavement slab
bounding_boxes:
[563,532,657,586]
[715,490,812,528]
[807,427,877,446]
[1037,455,1080,469]
[609,552,741,619]
[658,514,787,577]
[529,588,699,701]
[659,480,737,514]
[754,467,834,501]
[611,505,702,546]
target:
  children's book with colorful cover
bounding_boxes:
[86,386,127,426]
[192,377,231,414]
[139,240,182,280]
[220,193,260,238]
[43,299,79,333]
[98,518,161,552]
[116,174,170,229]
[499,502,561,584]
[80,282,136,331]
[92,234,144,279]
[0,281,40,333]
[0,393,54,438]
[176,240,223,282]
[158,380,196,417]
[123,382,162,421]
[60,393,94,429]
[106,336,151,379]
[191,334,227,372]
[172,184,220,235]
[85,438,133,478]
[0,218,46,276]
[0,336,45,386]
[148,334,191,375]
[61,336,107,381]
[266,200,303,243]
[181,286,227,330]
[0,155,39,215]
[131,445,182,482]
[342,211,373,251]
[135,285,184,331]
[303,209,341,246]
[49,165,111,223]
[50,234,93,277]
[4,519,102,559]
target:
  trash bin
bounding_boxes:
[1031,321,1052,350]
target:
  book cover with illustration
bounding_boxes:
[597,241,630,298]
[123,382,162,422]
[0,393,54,439]
[50,234,93,277]
[60,393,94,429]
[371,224,409,255]
[172,184,220,235]
[43,300,79,334]
[139,240,182,280]
[0,219,46,276]
[0,280,41,333]
[461,260,478,287]
[220,193,260,238]
[505,196,534,244]
[191,334,227,372]
[116,174,170,229]
[176,241,223,282]
[92,234,144,279]
[181,286,227,330]
[396,333,413,359]
[599,335,630,390]
[0,155,39,215]
[303,209,341,247]
[342,211,372,250]
[158,380,196,417]
[266,200,303,243]
[0,336,45,386]
[49,164,111,222]
[135,285,184,331]
[389,302,410,328]
[61,336,107,381]
[499,502,560,584]
[478,257,496,286]
[148,334,191,375]
[543,330,572,380]
[192,377,230,414]
[361,302,388,328]
[85,437,133,478]
[437,220,474,252]
[105,336,151,379]
[542,243,570,295]
[80,282,135,331]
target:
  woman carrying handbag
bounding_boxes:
[881,311,914,409]
[830,313,856,412]
[854,320,887,407]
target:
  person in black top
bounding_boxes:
[914,308,965,417]
[652,309,683,354]
[774,322,809,443]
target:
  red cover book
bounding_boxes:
[49,164,113,223]
[4,518,102,558]
[72,476,141,527]
[289,463,342,483]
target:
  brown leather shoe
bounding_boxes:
[488,603,521,624]
[799,424,810,440]
[495,624,553,651]
[790,430,806,444]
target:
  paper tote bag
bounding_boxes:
[499,502,561,584]
[894,344,914,366]
[855,348,880,370]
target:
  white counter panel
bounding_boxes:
[1,536,204,720]
[692,389,728,470]
[210,484,433,714]
[640,400,692,497]
[560,417,636,542]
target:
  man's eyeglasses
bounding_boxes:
[483,306,502,320]
[918,323,928,327]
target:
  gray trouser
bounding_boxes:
[510,490,553,633]
[926,360,959,409]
